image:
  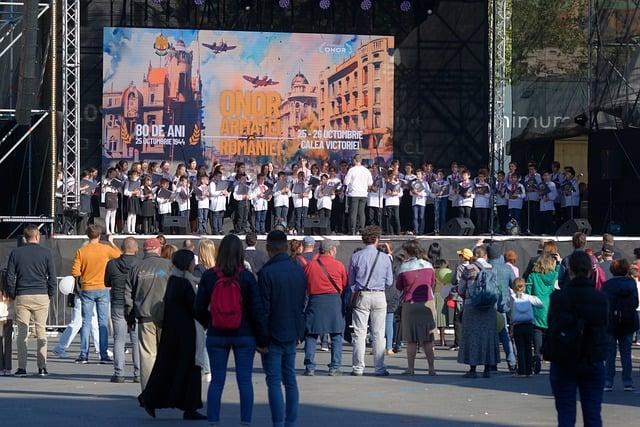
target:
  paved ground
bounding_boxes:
[0,340,639,426]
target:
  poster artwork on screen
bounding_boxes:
[102,27,394,174]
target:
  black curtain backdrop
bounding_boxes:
[588,129,640,236]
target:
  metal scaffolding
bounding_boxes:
[489,0,507,173]
[62,0,80,209]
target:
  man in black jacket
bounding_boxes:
[6,225,56,376]
[258,230,307,427]
[125,238,172,390]
[546,251,609,427]
[105,237,140,383]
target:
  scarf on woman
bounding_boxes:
[171,268,208,369]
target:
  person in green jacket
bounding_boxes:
[525,253,560,374]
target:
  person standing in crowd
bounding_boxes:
[558,232,586,289]
[194,239,216,277]
[296,236,316,266]
[560,166,580,222]
[449,248,473,351]
[596,233,624,260]
[487,245,516,372]
[504,249,520,278]
[349,225,394,376]
[434,259,452,347]
[126,238,172,390]
[258,230,307,427]
[302,239,347,376]
[601,259,639,392]
[396,240,437,376]
[510,278,543,377]
[456,246,500,378]
[343,154,373,235]
[383,169,402,235]
[71,225,121,364]
[182,239,198,264]
[138,250,206,420]
[545,251,608,427]
[195,234,268,425]
[5,226,56,376]
[104,237,140,383]
[244,232,269,275]
[526,252,560,375]
[378,242,400,355]
[599,245,615,282]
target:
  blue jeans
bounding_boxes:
[385,312,394,350]
[80,289,110,359]
[550,361,605,427]
[605,333,633,387]
[274,206,288,228]
[261,340,299,427]
[304,333,342,371]
[206,335,256,424]
[294,207,308,233]
[436,198,448,232]
[210,210,224,234]
[255,210,267,234]
[198,208,209,233]
[111,306,139,377]
[498,325,516,365]
[412,205,425,235]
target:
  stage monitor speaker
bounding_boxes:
[601,150,622,180]
[556,218,592,236]
[15,0,40,125]
[163,215,188,230]
[444,218,475,236]
[303,217,330,235]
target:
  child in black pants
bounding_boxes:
[510,278,543,377]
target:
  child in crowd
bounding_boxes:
[273,171,291,229]
[510,277,543,377]
[209,171,228,235]
[195,175,210,234]
[410,169,429,235]
[473,171,491,233]
[507,172,525,226]
[314,173,335,220]
[176,175,191,234]
[124,169,141,234]
[140,175,156,234]
[156,178,173,233]
[251,173,271,234]
[292,171,310,235]
[384,169,402,235]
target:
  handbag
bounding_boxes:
[348,251,381,309]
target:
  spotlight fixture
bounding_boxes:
[279,0,290,8]
[361,0,372,10]
[400,0,411,12]
[427,8,433,14]
[319,0,331,10]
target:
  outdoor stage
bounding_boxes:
[1,234,639,275]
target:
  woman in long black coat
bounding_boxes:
[138,249,206,420]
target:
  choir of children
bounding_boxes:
[71,158,581,236]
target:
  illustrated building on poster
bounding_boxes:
[103,39,203,162]
[279,72,319,139]
[318,37,394,162]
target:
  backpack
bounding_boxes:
[210,268,243,330]
[543,306,585,364]
[468,264,500,310]
[610,291,638,337]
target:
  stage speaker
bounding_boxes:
[556,219,592,236]
[303,217,330,235]
[601,150,622,180]
[15,0,40,125]
[162,215,188,232]
[444,218,475,236]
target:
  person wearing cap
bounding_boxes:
[71,224,121,365]
[302,239,347,376]
[487,244,516,373]
[126,237,172,390]
[295,236,316,267]
[448,247,473,351]
[595,233,624,261]
[599,244,615,282]
[258,230,307,427]
[348,225,394,376]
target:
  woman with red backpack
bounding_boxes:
[195,234,269,426]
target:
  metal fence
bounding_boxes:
[46,277,72,329]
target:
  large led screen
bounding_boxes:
[102,27,394,172]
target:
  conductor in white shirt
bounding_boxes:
[343,154,373,235]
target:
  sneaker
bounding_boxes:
[448,345,459,351]
[624,385,635,392]
[350,371,363,376]
[107,349,114,358]
[385,349,395,356]
[320,346,330,352]
[100,357,113,364]
[328,369,342,376]
[38,368,49,377]
[375,370,390,377]
[74,357,88,364]
[303,369,315,377]
[13,368,27,377]
[110,375,125,383]
[603,385,613,392]
[52,349,68,358]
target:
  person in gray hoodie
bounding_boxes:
[125,238,172,390]
[105,237,140,383]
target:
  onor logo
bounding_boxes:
[319,42,351,55]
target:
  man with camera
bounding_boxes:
[348,225,394,376]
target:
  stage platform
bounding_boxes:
[2,234,639,275]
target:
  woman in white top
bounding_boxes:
[510,278,543,377]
